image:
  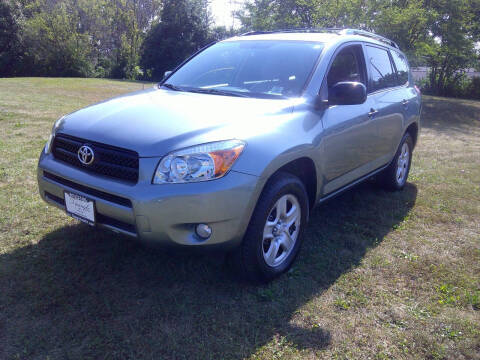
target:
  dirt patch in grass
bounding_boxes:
[0,80,479,359]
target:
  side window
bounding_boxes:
[327,46,366,88]
[366,45,397,92]
[391,50,409,85]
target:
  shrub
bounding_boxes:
[419,75,480,100]
[466,77,480,100]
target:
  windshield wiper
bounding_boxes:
[186,88,250,98]
[160,83,183,91]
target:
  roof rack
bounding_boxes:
[240,28,400,49]
[240,28,344,36]
[340,29,399,49]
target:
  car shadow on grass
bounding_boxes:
[421,96,480,135]
[0,182,417,359]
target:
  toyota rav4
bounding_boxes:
[38,29,421,283]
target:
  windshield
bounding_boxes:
[163,40,324,98]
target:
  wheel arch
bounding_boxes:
[261,157,318,211]
[406,121,419,149]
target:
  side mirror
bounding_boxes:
[328,82,367,106]
[164,70,172,79]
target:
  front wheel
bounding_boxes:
[228,172,309,283]
[378,133,413,191]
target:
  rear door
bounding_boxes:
[390,49,420,144]
[365,44,404,163]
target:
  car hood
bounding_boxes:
[57,87,296,157]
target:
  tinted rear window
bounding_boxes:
[391,50,409,85]
[366,45,397,92]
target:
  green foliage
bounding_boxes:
[333,297,350,310]
[0,0,217,80]
[422,0,479,95]
[467,77,480,99]
[236,0,368,30]
[140,0,212,81]
[437,284,461,305]
[22,1,94,77]
[0,0,24,76]
[421,76,480,100]
[435,283,480,309]
[1,0,163,79]
[107,0,162,79]
[368,0,435,65]
[210,25,239,42]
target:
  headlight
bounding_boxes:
[44,116,65,154]
[153,140,246,184]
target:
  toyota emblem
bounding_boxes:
[78,145,95,165]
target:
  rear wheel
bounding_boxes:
[378,133,413,191]
[228,172,309,283]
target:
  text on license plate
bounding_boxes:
[64,191,95,226]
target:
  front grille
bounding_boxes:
[52,133,139,183]
[97,213,136,234]
[43,171,132,208]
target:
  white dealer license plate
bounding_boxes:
[64,191,95,226]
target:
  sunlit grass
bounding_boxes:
[0,79,479,359]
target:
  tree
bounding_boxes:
[236,0,368,31]
[423,0,479,95]
[0,0,24,76]
[109,0,162,79]
[140,0,212,81]
[1,0,162,78]
[209,25,238,41]
[21,0,94,76]
[367,0,434,64]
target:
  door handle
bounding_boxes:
[368,108,379,118]
[402,99,409,107]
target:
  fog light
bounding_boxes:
[195,223,212,239]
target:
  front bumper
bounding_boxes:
[37,151,261,250]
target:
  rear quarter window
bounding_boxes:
[391,50,410,85]
[366,45,397,92]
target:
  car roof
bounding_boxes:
[225,32,339,43]
[223,29,401,52]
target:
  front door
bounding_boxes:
[320,44,378,194]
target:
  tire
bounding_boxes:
[227,172,309,283]
[378,133,413,191]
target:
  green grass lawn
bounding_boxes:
[0,78,479,359]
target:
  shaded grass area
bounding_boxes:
[0,79,479,359]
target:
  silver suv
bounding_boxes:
[37,29,421,282]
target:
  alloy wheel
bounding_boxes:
[396,142,410,185]
[262,194,301,267]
